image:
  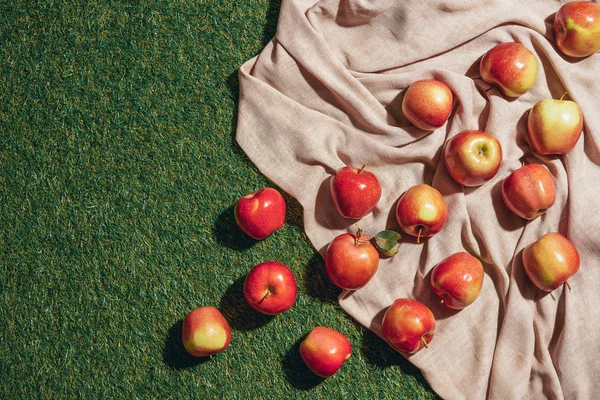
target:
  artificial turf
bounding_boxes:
[0,1,439,398]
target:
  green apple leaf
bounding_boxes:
[375,230,401,256]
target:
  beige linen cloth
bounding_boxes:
[235,0,600,398]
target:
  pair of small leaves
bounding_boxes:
[374,230,401,256]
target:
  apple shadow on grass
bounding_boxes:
[219,276,275,331]
[213,205,257,251]
[162,319,212,370]
[304,250,341,304]
[281,336,326,389]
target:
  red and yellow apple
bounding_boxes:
[182,306,231,357]
[243,261,297,315]
[480,42,538,97]
[234,187,286,240]
[299,326,352,378]
[527,97,583,155]
[325,231,379,290]
[522,232,580,292]
[395,184,448,243]
[382,298,436,354]
[501,163,556,220]
[402,80,453,131]
[430,252,484,309]
[554,1,600,58]
[443,130,503,187]
[330,165,382,219]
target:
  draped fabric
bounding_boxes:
[236,1,600,398]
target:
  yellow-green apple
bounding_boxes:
[299,326,352,378]
[402,80,453,130]
[243,261,297,315]
[480,42,539,97]
[527,97,583,155]
[330,165,382,219]
[325,230,379,289]
[554,1,600,58]
[395,184,448,243]
[501,163,556,220]
[430,252,484,309]
[381,298,436,354]
[182,306,231,357]
[522,232,580,292]
[443,130,503,187]
[234,187,286,240]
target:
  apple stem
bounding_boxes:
[357,164,366,175]
[565,281,572,292]
[417,228,422,244]
[421,337,429,349]
[258,289,271,304]
[560,92,568,101]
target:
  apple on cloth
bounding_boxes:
[234,0,600,398]
[329,165,382,219]
[554,1,600,58]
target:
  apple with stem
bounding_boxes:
[382,298,436,354]
[554,1,600,58]
[501,163,556,220]
[299,326,352,378]
[396,184,448,243]
[527,93,583,155]
[402,80,454,131]
[480,42,538,97]
[430,252,485,309]
[325,228,379,290]
[330,165,382,219]
[182,306,231,357]
[243,261,297,315]
[234,187,286,240]
[443,130,503,187]
[522,232,580,292]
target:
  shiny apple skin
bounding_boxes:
[395,184,448,240]
[527,99,583,155]
[402,80,453,131]
[554,1,600,58]
[430,252,484,309]
[480,42,538,97]
[382,298,436,354]
[330,166,382,219]
[243,261,298,315]
[182,306,231,357]
[501,163,556,220]
[299,326,352,378]
[325,233,379,290]
[444,130,503,187]
[522,232,580,292]
[234,187,286,240]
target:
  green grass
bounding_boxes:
[0,1,438,398]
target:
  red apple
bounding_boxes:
[395,184,448,243]
[300,326,352,378]
[480,42,538,97]
[243,261,297,315]
[430,252,484,309]
[501,163,556,220]
[182,306,231,357]
[443,130,503,187]
[402,80,453,131]
[382,298,436,354]
[527,97,583,155]
[329,165,382,219]
[522,232,580,292]
[234,187,286,240]
[554,1,600,58]
[325,230,379,290]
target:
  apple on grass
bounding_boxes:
[501,163,556,220]
[396,184,448,243]
[527,94,583,155]
[402,80,454,131]
[480,42,538,97]
[522,232,580,292]
[234,187,286,240]
[382,298,436,354]
[430,252,484,309]
[443,130,503,187]
[554,1,600,58]
[300,327,352,378]
[243,261,297,315]
[330,165,382,219]
[325,229,379,290]
[182,306,231,357]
